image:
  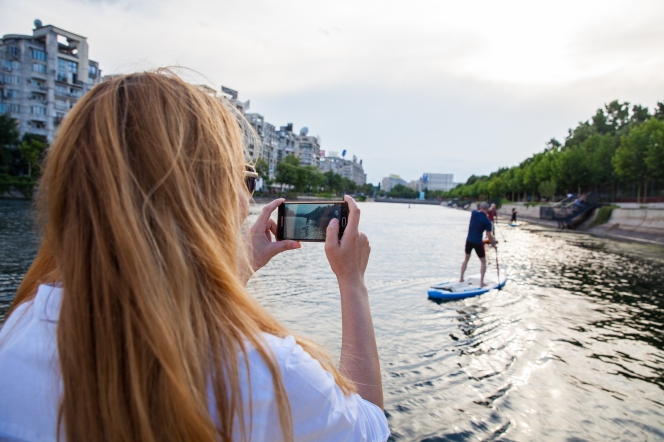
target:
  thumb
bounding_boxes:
[325,218,340,248]
[273,240,301,254]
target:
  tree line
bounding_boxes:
[434,101,664,203]
[0,113,374,199]
[0,115,48,198]
[258,154,374,197]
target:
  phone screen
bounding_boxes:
[278,202,347,242]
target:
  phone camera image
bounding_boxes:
[283,203,342,241]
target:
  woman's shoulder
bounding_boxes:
[255,334,390,442]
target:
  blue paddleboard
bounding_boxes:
[428,275,507,300]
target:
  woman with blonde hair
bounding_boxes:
[0,71,388,441]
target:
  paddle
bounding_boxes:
[493,222,504,290]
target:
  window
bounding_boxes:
[0,103,5,113]
[56,85,67,96]
[67,61,78,73]
[5,60,21,70]
[30,105,47,115]
[56,99,68,109]
[4,60,10,70]
[56,71,68,82]
[31,48,46,61]
[7,103,19,113]
[4,89,18,98]
[89,65,98,76]
[9,46,19,57]
[32,63,46,73]
[4,75,20,84]
[58,58,67,70]
[70,88,81,97]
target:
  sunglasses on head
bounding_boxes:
[244,164,258,195]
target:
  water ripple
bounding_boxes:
[2,200,664,440]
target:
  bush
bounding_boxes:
[314,192,336,199]
[590,205,619,227]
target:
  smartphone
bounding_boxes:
[277,201,348,242]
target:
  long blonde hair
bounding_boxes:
[9,70,354,442]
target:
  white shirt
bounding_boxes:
[0,285,390,441]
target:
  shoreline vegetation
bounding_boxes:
[424,101,664,204]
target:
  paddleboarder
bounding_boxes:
[487,203,498,222]
[511,208,517,224]
[460,202,496,287]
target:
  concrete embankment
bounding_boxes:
[496,203,559,228]
[496,202,664,246]
[589,207,664,245]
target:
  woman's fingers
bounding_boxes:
[343,195,361,236]
[255,198,284,230]
[325,218,340,249]
[266,218,278,238]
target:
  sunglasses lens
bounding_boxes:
[246,177,256,194]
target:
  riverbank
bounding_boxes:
[494,202,664,246]
[437,202,664,262]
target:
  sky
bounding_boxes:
[2,0,664,184]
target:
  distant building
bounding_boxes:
[220,85,250,114]
[245,112,279,181]
[421,173,454,192]
[407,180,422,191]
[295,127,320,167]
[276,123,296,162]
[319,153,367,185]
[381,174,406,192]
[0,20,102,141]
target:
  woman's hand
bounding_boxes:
[325,195,383,408]
[245,198,300,282]
[325,195,370,285]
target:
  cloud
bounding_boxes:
[2,0,663,183]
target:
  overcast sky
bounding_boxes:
[2,0,664,184]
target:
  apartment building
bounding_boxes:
[421,173,455,192]
[381,174,407,192]
[277,123,296,162]
[0,20,101,141]
[245,112,278,180]
[294,127,321,167]
[319,152,367,185]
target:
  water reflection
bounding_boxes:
[1,200,663,440]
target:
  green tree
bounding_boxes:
[0,114,20,175]
[275,154,306,192]
[387,184,417,199]
[554,145,591,195]
[643,119,664,185]
[254,157,270,191]
[18,138,46,178]
[538,180,557,201]
[614,122,652,202]
[303,166,324,193]
[323,170,343,194]
[487,176,506,200]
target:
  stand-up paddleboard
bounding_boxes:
[508,223,520,227]
[428,274,507,300]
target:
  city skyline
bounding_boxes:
[2,0,664,184]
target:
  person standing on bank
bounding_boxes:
[511,208,518,223]
[0,71,388,442]
[460,202,496,287]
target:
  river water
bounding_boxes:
[1,199,663,440]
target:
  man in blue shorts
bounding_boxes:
[460,201,496,287]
